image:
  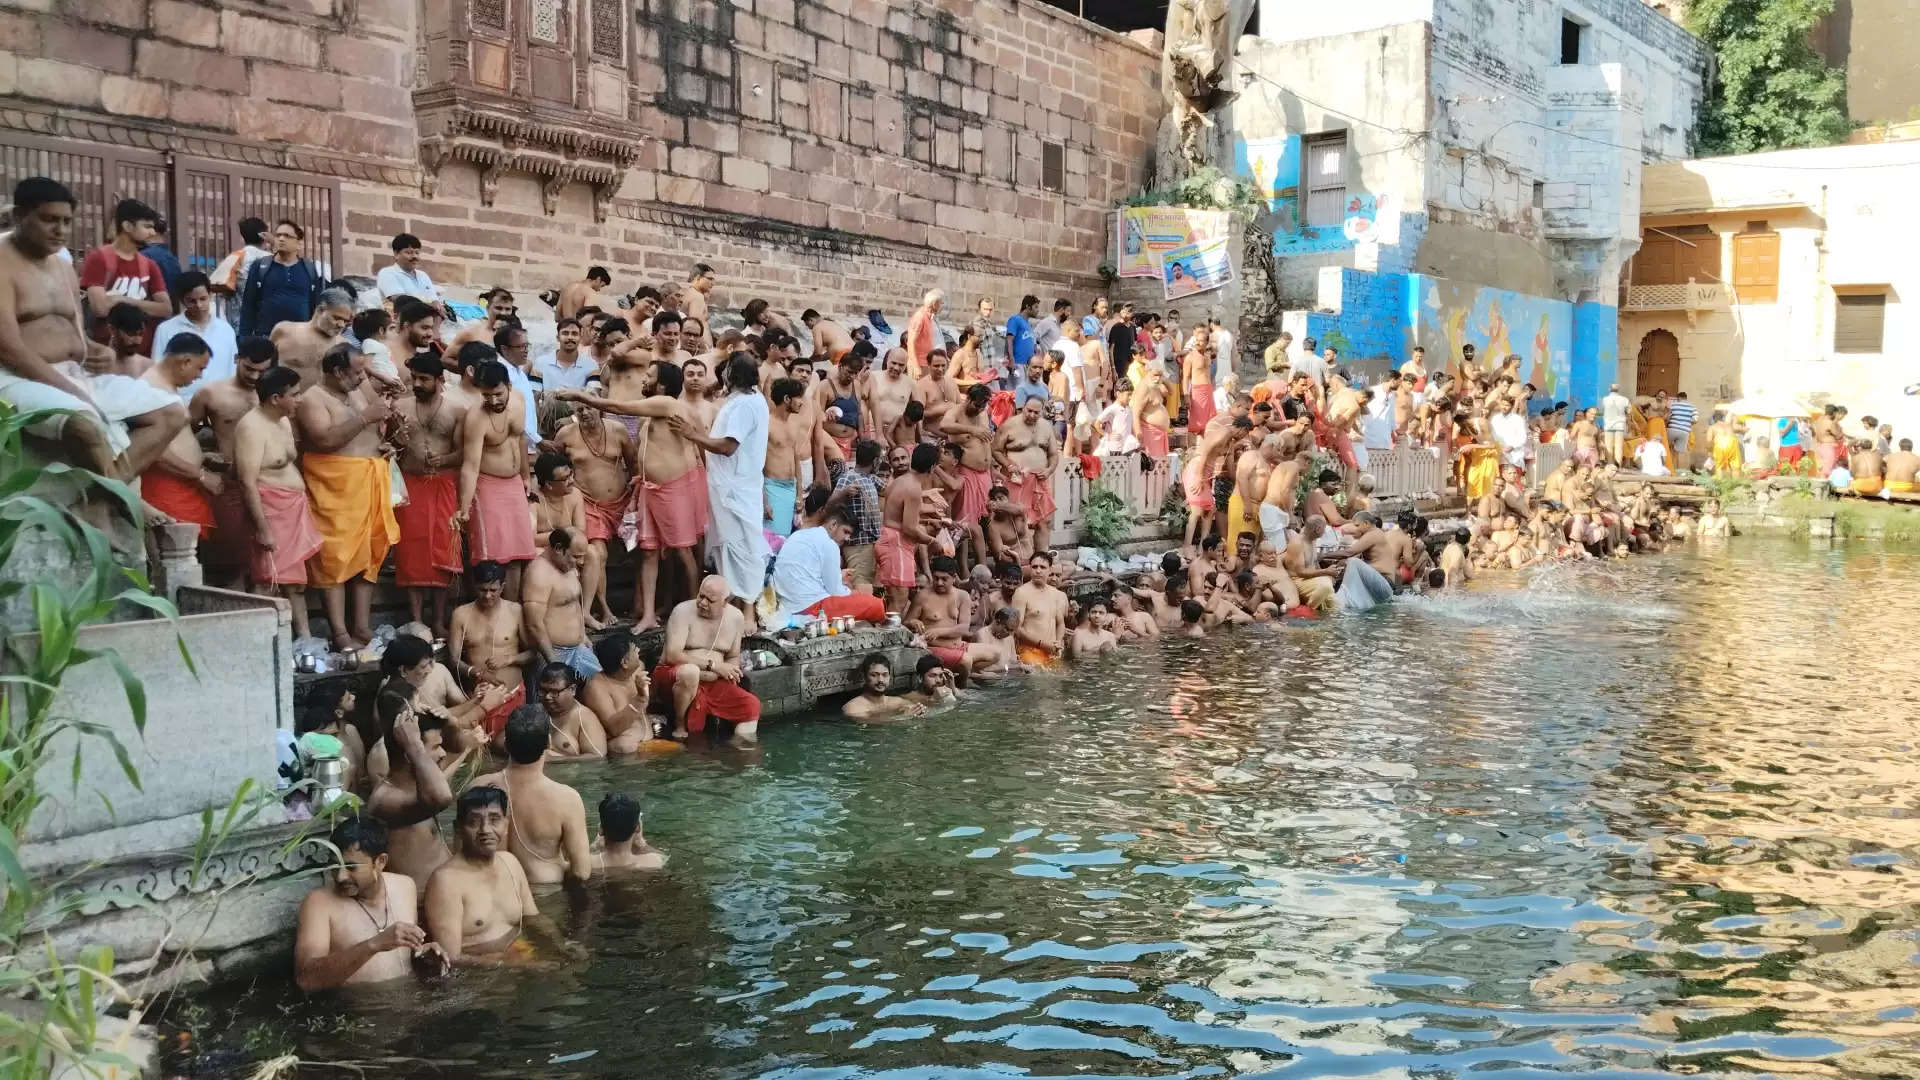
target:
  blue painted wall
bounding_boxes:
[1292,269,1619,412]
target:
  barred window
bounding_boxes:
[472,0,507,30]
[531,0,563,43]
[592,0,622,59]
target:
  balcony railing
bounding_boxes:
[1622,281,1727,311]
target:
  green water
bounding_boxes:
[183,538,1920,1077]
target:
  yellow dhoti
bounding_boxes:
[1711,435,1741,478]
[301,453,400,587]
[1852,476,1885,496]
[1888,480,1916,494]
[1225,492,1261,551]
[1292,574,1335,613]
[1462,446,1501,500]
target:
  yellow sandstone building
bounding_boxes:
[1617,135,1920,434]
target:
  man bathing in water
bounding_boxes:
[294,816,448,991]
[841,652,927,721]
[582,631,659,754]
[471,705,593,885]
[423,785,576,964]
[595,792,666,871]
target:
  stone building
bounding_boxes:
[1149,0,1707,406]
[0,0,1163,322]
[1618,140,1920,434]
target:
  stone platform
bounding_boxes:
[295,623,927,725]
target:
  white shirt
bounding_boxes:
[533,350,598,391]
[1361,393,1396,449]
[771,524,848,616]
[152,312,238,404]
[707,390,770,514]
[1053,340,1086,402]
[1491,411,1528,461]
[1095,402,1138,455]
[1292,349,1327,388]
[375,264,438,304]
[503,363,539,449]
[1602,393,1630,429]
[1636,439,1669,476]
[1210,328,1235,384]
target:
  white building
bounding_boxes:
[1229,0,1709,307]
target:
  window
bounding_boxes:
[1633,225,1717,285]
[472,0,506,31]
[1834,293,1887,353]
[1041,141,1064,193]
[1532,181,1544,209]
[531,0,563,43]
[1731,230,1779,302]
[1303,132,1347,228]
[591,0,622,59]
[1560,16,1585,63]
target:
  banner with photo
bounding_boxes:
[1160,237,1233,300]
[1116,207,1231,279]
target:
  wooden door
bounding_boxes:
[1636,329,1680,398]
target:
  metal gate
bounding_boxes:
[0,132,342,279]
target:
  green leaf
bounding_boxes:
[92,647,149,736]
[0,832,30,898]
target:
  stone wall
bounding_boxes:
[2,0,1162,318]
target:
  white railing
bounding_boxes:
[1050,453,1177,546]
[1623,281,1727,311]
[1347,446,1447,500]
[1527,441,1569,488]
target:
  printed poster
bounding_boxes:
[1160,237,1233,300]
[1117,206,1230,278]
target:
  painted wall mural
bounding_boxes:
[1294,269,1619,410]
[1235,135,1423,260]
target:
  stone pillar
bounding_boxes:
[151,523,204,601]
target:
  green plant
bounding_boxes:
[1079,481,1130,552]
[1158,483,1189,535]
[1698,473,1755,506]
[1096,261,1118,286]
[1122,166,1263,214]
[0,404,189,1078]
[1688,0,1850,154]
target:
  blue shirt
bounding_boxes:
[1776,416,1802,447]
[1014,379,1051,410]
[1007,313,1036,367]
[141,242,184,303]
[1666,400,1697,433]
[239,257,321,338]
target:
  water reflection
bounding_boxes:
[183,539,1920,1077]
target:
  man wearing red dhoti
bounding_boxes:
[234,367,323,640]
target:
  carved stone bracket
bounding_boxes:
[414,103,641,215]
[31,820,326,926]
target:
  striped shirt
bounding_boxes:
[1666,400,1697,434]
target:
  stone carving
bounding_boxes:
[415,104,641,215]
[542,168,575,215]
[45,822,325,922]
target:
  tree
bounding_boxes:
[1687,0,1850,155]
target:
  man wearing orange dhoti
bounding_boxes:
[297,345,401,650]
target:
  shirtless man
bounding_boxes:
[1325,513,1403,609]
[293,816,447,991]
[868,347,918,447]
[906,555,996,678]
[1109,588,1159,639]
[556,360,703,629]
[1541,457,1576,506]
[136,332,217,535]
[840,652,926,721]
[1182,407,1240,551]
[390,353,467,634]
[939,384,996,571]
[763,377,820,539]
[188,336,279,577]
[296,345,396,650]
[232,366,321,637]
[423,784,569,964]
[1248,540,1303,609]
[1011,551,1068,666]
[1696,497,1731,538]
[553,398,635,625]
[582,631,657,754]
[655,575,762,743]
[595,792,667,871]
[1070,602,1120,657]
[1439,527,1473,585]
[1230,434,1284,552]
[450,357,534,594]
[520,528,598,683]
[1267,452,1313,523]
[1849,438,1885,496]
[447,561,531,732]
[1282,517,1340,611]
[984,485,1033,562]
[915,349,963,429]
[365,707,455,890]
[803,308,856,363]
[992,395,1060,554]
[531,661,606,759]
[970,605,1025,674]
[556,266,612,321]
[529,452,604,627]
[469,705,592,886]
[448,287,515,355]
[1885,438,1920,494]
[876,443,941,611]
[815,344,873,458]
[1134,365,1173,457]
[0,178,187,483]
[679,354,719,435]
[385,297,442,371]
[1568,407,1602,467]
[270,286,352,391]
[678,263,715,350]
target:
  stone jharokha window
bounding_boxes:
[473,0,508,31]
[531,0,563,43]
[592,0,623,59]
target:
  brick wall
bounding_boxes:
[3,0,1162,319]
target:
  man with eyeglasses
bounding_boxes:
[238,218,324,338]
